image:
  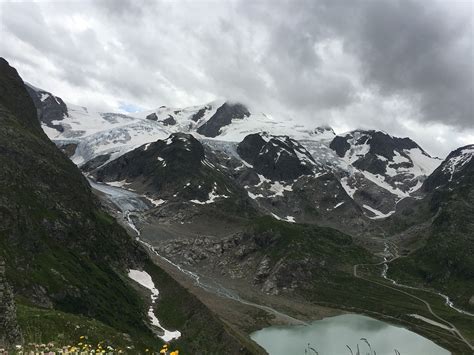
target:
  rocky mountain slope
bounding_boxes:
[387,144,474,310]
[26,84,441,227]
[0,57,260,353]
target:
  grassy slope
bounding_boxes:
[389,180,474,310]
[0,58,256,353]
[245,217,473,354]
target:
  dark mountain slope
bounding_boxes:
[388,145,474,310]
[0,58,258,353]
[237,133,319,181]
[93,133,257,221]
[197,102,250,137]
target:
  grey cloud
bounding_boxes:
[1,0,472,156]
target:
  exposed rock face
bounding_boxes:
[329,130,440,193]
[190,106,210,122]
[330,136,351,158]
[81,153,111,172]
[57,143,78,158]
[145,112,158,121]
[197,102,250,137]
[157,217,371,296]
[95,133,205,196]
[93,133,254,214]
[25,84,68,132]
[422,144,473,192]
[146,112,176,125]
[237,133,317,181]
[330,130,421,169]
[162,115,176,126]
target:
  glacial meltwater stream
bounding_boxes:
[88,179,454,355]
[251,314,449,355]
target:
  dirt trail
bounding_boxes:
[353,242,473,351]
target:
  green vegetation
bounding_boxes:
[244,216,473,354]
[247,216,373,266]
[0,58,255,353]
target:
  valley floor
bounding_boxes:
[92,180,474,355]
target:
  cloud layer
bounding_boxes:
[1,0,472,156]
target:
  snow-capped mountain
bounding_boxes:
[25,83,443,223]
[330,130,441,195]
[422,144,473,192]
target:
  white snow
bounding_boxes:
[190,183,229,204]
[128,269,181,342]
[40,93,50,102]
[284,216,295,223]
[334,201,345,209]
[362,204,395,219]
[361,171,408,198]
[248,191,264,199]
[340,177,357,198]
[269,181,293,197]
[442,146,473,181]
[271,213,282,220]
[255,174,270,187]
[145,197,167,206]
[407,148,441,176]
[41,124,61,139]
[106,180,129,188]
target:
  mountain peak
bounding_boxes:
[422,144,473,192]
[197,101,250,138]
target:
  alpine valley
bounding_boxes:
[1,57,473,354]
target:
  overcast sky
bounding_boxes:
[1,0,473,157]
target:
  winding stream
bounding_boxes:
[88,179,471,352]
[381,242,474,317]
[89,178,306,325]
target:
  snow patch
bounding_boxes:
[269,181,293,197]
[106,180,130,188]
[442,146,473,181]
[340,177,357,198]
[362,204,395,219]
[191,183,229,204]
[128,269,181,341]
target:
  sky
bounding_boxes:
[1,0,473,157]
